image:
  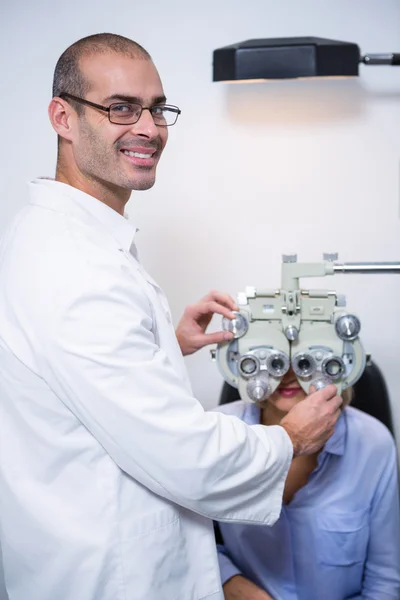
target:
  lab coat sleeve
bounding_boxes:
[362,438,400,599]
[40,259,293,524]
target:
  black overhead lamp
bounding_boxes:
[213,37,400,82]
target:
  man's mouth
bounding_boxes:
[120,147,157,167]
[121,150,154,159]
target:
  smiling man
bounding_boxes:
[0,34,343,600]
[52,40,169,208]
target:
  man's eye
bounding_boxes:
[112,104,134,113]
[151,106,165,116]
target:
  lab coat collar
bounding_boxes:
[28,178,138,254]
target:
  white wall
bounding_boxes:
[1,0,399,429]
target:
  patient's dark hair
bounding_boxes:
[52,33,151,113]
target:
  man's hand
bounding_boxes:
[223,575,274,600]
[176,290,238,356]
[280,384,343,456]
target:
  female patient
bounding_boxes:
[214,368,400,600]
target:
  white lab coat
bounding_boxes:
[0,179,292,600]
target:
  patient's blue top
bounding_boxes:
[214,402,400,600]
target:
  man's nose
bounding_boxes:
[130,108,159,139]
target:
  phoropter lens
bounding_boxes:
[266,351,290,377]
[322,356,345,381]
[299,358,311,371]
[292,353,316,378]
[239,355,259,377]
[272,358,284,370]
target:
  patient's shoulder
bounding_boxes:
[345,406,396,454]
[211,399,247,420]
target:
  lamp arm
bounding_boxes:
[361,53,400,66]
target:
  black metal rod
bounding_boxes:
[361,53,400,66]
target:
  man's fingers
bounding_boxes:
[194,300,236,320]
[307,384,343,412]
[330,395,344,411]
[196,331,233,346]
[311,384,338,402]
[201,290,238,312]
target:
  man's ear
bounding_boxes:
[48,97,75,141]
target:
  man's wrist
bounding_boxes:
[279,422,300,457]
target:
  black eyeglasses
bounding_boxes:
[59,93,181,126]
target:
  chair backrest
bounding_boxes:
[219,359,395,436]
[351,359,394,435]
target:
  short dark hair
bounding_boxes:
[52,33,151,112]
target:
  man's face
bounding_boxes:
[71,53,168,191]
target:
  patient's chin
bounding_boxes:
[269,392,305,413]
